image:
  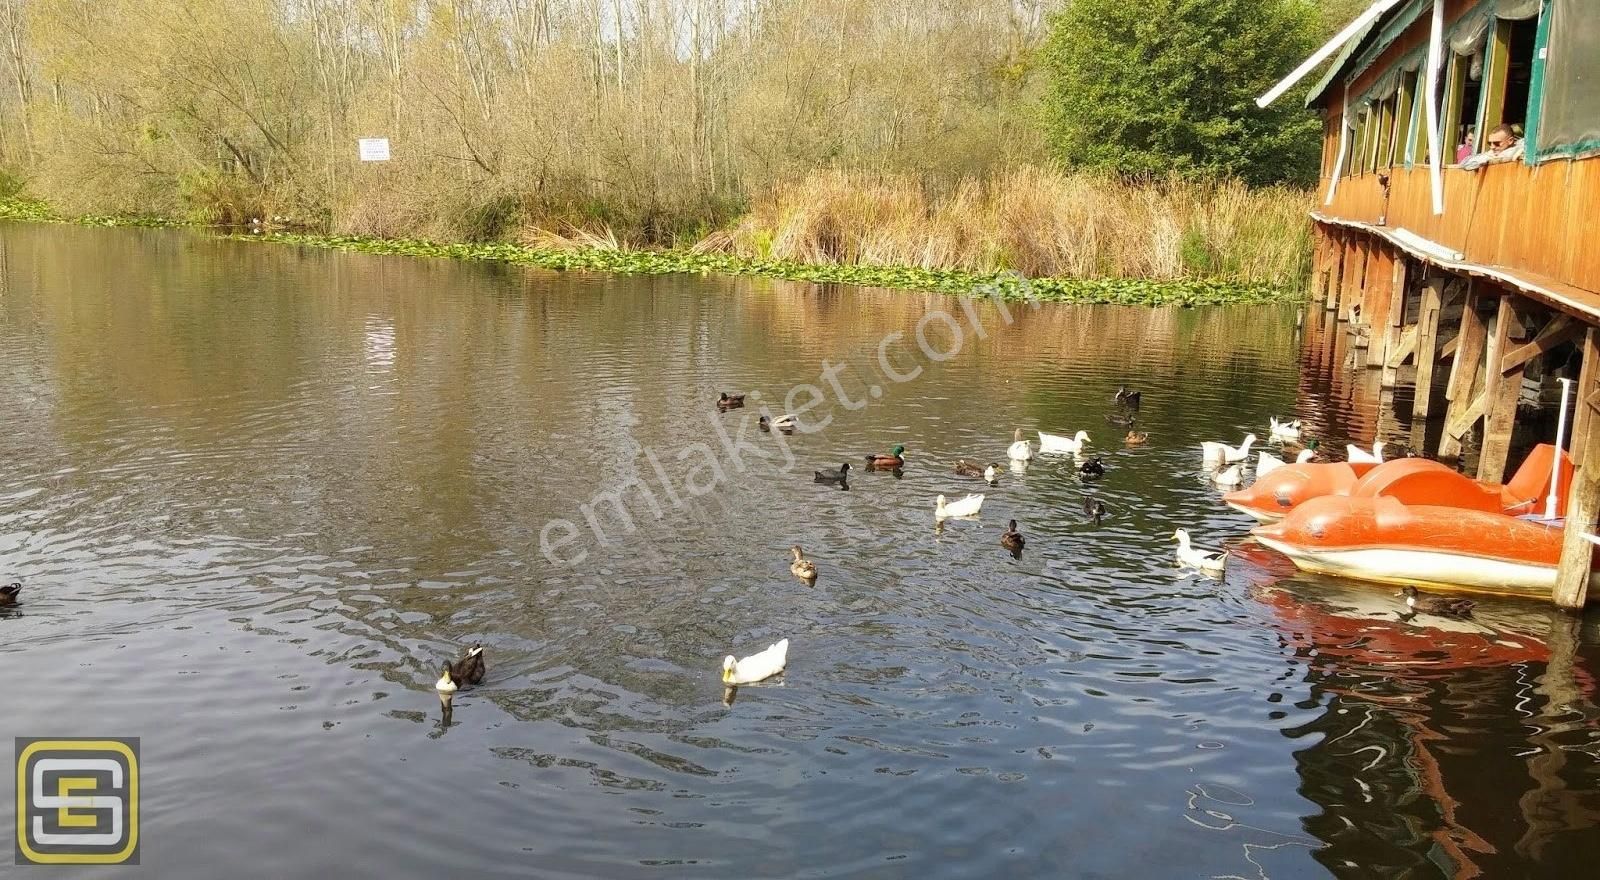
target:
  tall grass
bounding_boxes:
[713,168,1312,286]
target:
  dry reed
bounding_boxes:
[716,167,1312,285]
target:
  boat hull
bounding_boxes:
[1252,494,1598,600]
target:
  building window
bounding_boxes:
[1443,51,1485,163]
[1393,70,1418,166]
[1482,16,1540,136]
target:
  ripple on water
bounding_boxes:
[1,225,1598,879]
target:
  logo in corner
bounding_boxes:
[16,738,139,865]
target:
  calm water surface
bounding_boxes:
[2,224,1598,879]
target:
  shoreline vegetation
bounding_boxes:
[0,1,1349,306]
[0,169,1311,307]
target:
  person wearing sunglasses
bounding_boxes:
[1461,123,1524,169]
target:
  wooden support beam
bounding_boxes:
[1441,335,1460,360]
[1412,277,1445,420]
[1382,325,1419,387]
[1572,329,1600,465]
[1439,284,1486,461]
[1477,294,1529,484]
[1341,236,1367,322]
[1368,248,1403,368]
[1501,316,1578,375]
[1325,231,1343,312]
[1311,229,1330,306]
[1353,240,1377,326]
[1554,331,1600,609]
[1444,391,1487,442]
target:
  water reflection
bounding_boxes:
[0,222,1596,878]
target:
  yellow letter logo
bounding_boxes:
[15,738,139,865]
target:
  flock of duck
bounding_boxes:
[425,385,1462,710]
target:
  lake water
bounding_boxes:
[2,223,1597,878]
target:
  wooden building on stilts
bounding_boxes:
[1260,0,1600,607]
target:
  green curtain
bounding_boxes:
[1536,0,1600,157]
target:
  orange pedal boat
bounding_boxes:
[1252,494,1597,599]
[1223,444,1571,523]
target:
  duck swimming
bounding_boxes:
[1105,411,1138,428]
[759,414,797,434]
[1401,586,1474,618]
[789,545,818,582]
[935,493,985,519]
[1079,456,1106,479]
[717,392,746,411]
[1173,529,1227,574]
[1114,386,1142,408]
[0,582,19,606]
[435,644,486,707]
[1000,520,1026,553]
[1201,433,1256,466]
[1083,497,1108,524]
[1007,428,1033,461]
[864,445,907,469]
[954,460,1000,485]
[722,639,789,685]
[1124,431,1148,446]
[1038,430,1090,455]
[813,463,851,485]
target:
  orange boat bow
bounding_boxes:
[1224,444,1573,522]
[1222,461,1377,522]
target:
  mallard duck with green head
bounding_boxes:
[864,445,906,469]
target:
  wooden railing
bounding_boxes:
[1319,159,1600,294]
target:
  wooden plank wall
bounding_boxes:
[1320,162,1600,296]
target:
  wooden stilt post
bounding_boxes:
[1378,255,1412,377]
[1478,294,1529,484]
[1571,327,1600,465]
[1340,236,1366,322]
[1326,231,1344,312]
[1365,247,1399,366]
[1554,329,1600,609]
[1411,276,1445,418]
[1350,238,1374,331]
[1440,283,1486,461]
[1309,229,1327,306]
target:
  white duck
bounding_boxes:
[1347,440,1386,464]
[1173,528,1228,574]
[1201,433,1257,466]
[1256,448,1316,478]
[1037,430,1090,455]
[1268,417,1302,442]
[1211,464,1245,487]
[936,493,985,519]
[1007,428,1033,461]
[722,639,789,685]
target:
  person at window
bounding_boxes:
[1455,126,1476,164]
[1461,124,1523,169]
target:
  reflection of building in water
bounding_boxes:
[1252,580,1600,877]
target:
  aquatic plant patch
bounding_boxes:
[0,197,1297,306]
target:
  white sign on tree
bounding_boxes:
[357,138,391,162]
